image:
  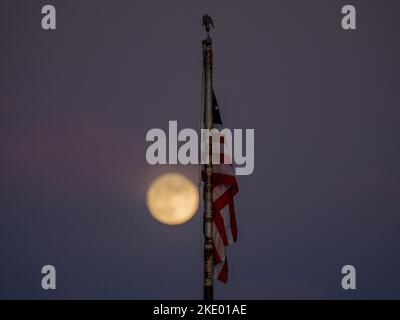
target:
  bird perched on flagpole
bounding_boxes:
[202,14,214,38]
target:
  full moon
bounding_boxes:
[146,173,199,225]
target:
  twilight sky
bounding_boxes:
[1,0,400,299]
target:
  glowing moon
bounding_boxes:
[146,173,199,225]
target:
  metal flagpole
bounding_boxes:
[202,14,214,301]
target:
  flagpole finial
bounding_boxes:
[202,14,214,40]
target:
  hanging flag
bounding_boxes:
[204,92,239,283]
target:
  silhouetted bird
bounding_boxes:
[202,14,214,34]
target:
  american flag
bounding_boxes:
[203,92,239,283]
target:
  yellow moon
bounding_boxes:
[146,173,199,225]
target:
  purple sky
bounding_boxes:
[1,0,400,299]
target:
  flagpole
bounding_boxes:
[202,14,214,301]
